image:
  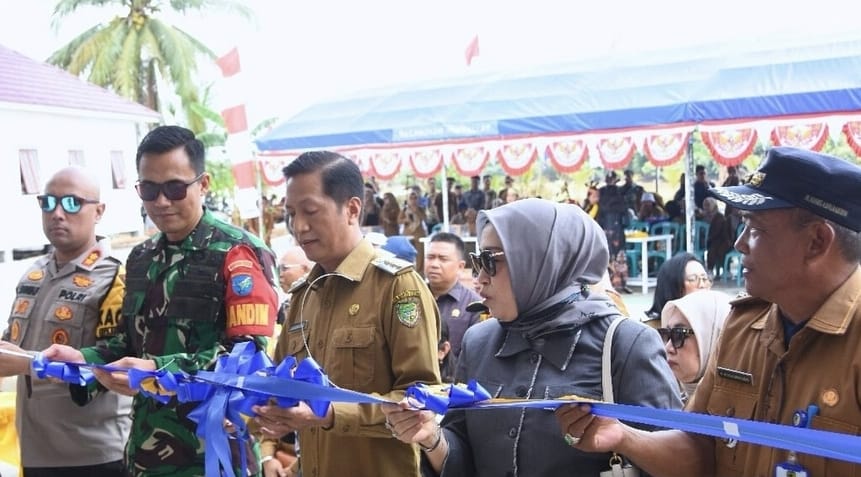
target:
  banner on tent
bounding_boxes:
[255,116,861,179]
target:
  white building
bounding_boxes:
[0,43,159,261]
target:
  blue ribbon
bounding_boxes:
[186,341,272,477]
[29,351,861,467]
[406,380,492,414]
[31,353,129,386]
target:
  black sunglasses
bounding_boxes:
[657,327,695,349]
[469,250,505,277]
[37,194,99,214]
[135,173,204,201]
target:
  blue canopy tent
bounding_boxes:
[256,32,861,251]
[257,34,861,151]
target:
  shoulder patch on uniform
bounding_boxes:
[395,297,421,328]
[730,292,766,307]
[372,256,413,275]
[287,274,309,294]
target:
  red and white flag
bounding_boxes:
[465,35,480,66]
[217,47,259,220]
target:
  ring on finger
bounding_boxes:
[563,433,581,446]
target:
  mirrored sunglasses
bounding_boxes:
[657,327,695,349]
[37,194,99,214]
[469,250,505,277]
[135,173,204,201]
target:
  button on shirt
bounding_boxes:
[436,280,482,358]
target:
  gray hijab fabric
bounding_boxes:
[476,199,616,340]
[476,198,610,314]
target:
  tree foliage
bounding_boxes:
[48,0,252,133]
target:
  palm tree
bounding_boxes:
[47,0,252,133]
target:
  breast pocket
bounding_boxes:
[329,327,376,389]
[804,415,860,477]
[45,302,85,347]
[706,387,758,475]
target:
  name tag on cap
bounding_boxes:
[717,366,754,385]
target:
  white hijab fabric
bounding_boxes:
[661,289,732,385]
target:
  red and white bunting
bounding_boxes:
[770,122,829,151]
[369,151,402,180]
[496,141,538,175]
[217,47,259,219]
[259,155,293,187]
[642,131,689,167]
[594,136,636,170]
[700,127,758,166]
[545,137,588,173]
[451,146,490,176]
[409,149,445,178]
[843,121,861,157]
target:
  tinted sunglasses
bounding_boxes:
[469,250,505,277]
[37,194,99,214]
[657,327,695,349]
[135,173,204,201]
[685,274,713,286]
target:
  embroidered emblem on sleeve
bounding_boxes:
[232,274,254,296]
[395,298,421,328]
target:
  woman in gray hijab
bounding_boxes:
[383,198,681,477]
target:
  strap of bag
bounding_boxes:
[602,316,626,403]
[600,316,642,477]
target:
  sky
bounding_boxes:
[1,0,859,129]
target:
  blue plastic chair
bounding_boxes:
[624,220,650,278]
[692,220,710,263]
[722,223,745,286]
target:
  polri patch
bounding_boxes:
[54,305,73,321]
[395,297,420,328]
[231,274,253,296]
[51,328,69,345]
[12,299,29,315]
[72,274,93,288]
[717,366,753,385]
[9,321,20,342]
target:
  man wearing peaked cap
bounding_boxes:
[708,146,861,232]
[555,146,861,476]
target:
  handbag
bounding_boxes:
[599,317,641,477]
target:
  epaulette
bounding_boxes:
[729,291,767,307]
[288,274,310,294]
[371,256,413,275]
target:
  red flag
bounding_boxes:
[217,47,241,77]
[464,35,480,66]
[221,104,248,134]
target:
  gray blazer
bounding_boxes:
[438,315,682,477]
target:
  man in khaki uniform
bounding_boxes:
[555,147,861,476]
[254,151,440,477]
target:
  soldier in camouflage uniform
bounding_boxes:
[45,126,279,477]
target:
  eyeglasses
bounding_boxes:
[37,194,99,214]
[135,173,204,201]
[657,327,696,349]
[685,274,713,286]
[469,250,505,277]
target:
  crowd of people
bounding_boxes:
[0,129,859,477]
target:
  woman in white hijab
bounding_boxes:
[383,198,681,477]
[659,289,732,402]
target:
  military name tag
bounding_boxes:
[717,366,754,385]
